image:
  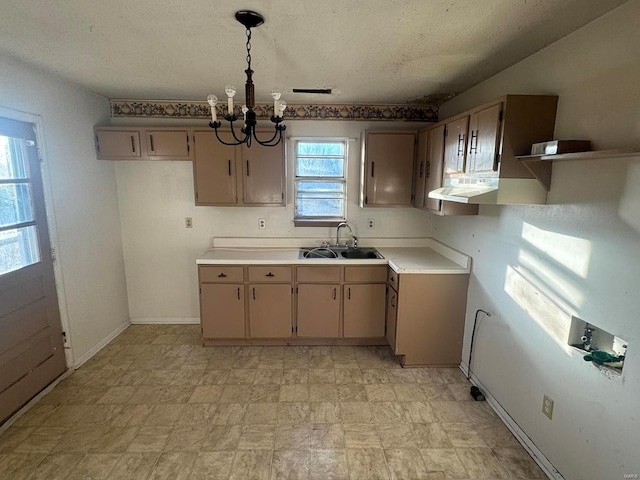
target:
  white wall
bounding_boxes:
[112,119,431,321]
[435,2,640,479]
[0,56,130,365]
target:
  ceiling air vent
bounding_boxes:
[292,88,332,94]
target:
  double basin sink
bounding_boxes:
[299,246,383,260]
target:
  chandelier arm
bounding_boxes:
[227,119,251,144]
[252,128,284,147]
[209,122,246,146]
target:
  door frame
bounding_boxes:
[0,106,74,367]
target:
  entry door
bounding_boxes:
[0,117,66,424]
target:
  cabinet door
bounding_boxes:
[363,132,416,206]
[343,284,386,337]
[425,125,445,211]
[145,129,191,160]
[241,141,285,205]
[385,285,398,351]
[443,117,468,175]
[412,129,428,208]
[467,102,502,176]
[200,284,245,338]
[249,284,292,337]
[297,284,341,337]
[193,130,237,205]
[95,129,141,159]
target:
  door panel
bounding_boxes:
[146,129,191,159]
[200,284,245,338]
[413,129,428,208]
[249,284,292,337]
[425,125,445,211]
[193,130,237,205]
[242,141,285,205]
[467,102,502,175]
[365,132,415,206]
[297,284,340,337]
[0,117,66,424]
[343,284,386,337]
[443,117,469,175]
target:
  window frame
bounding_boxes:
[293,138,348,227]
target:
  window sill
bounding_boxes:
[294,219,345,228]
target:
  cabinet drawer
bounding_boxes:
[344,266,387,283]
[199,266,244,283]
[296,266,341,283]
[248,266,292,282]
[387,268,399,291]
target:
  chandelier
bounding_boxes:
[206,10,286,148]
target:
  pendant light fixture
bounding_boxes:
[206,10,286,148]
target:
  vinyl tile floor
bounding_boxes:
[0,324,547,479]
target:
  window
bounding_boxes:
[0,134,40,275]
[294,139,347,225]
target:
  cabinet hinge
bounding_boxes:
[37,148,44,163]
[295,287,298,294]
[95,136,100,152]
[364,196,368,205]
[187,134,190,152]
[292,287,294,294]
[444,127,448,137]
[50,247,56,263]
[410,193,414,202]
[499,110,504,122]
[61,331,69,346]
[282,192,284,201]
[426,161,431,178]
[199,287,202,294]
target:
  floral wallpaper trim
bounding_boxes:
[110,100,438,122]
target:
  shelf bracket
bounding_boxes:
[520,158,552,191]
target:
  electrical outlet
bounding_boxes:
[367,219,375,229]
[258,218,266,229]
[542,394,554,420]
[185,217,193,228]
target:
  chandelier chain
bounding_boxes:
[245,28,252,71]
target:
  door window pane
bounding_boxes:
[0,133,41,274]
[0,184,34,228]
[0,226,40,275]
[0,136,29,179]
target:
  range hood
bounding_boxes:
[428,178,547,205]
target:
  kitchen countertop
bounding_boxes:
[196,238,470,275]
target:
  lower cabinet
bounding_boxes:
[343,284,386,337]
[200,284,245,338]
[386,268,470,366]
[248,284,293,338]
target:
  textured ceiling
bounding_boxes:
[0,0,628,104]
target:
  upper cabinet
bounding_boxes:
[94,126,192,161]
[94,128,142,160]
[360,131,416,207]
[429,94,558,205]
[412,124,478,216]
[192,129,285,207]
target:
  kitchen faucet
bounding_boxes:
[335,222,357,247]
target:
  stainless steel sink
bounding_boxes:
[299,247,383,260]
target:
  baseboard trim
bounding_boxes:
[459,362,564,480]
[73,318,131,369]
[130,318,200,325]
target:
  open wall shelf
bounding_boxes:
[517,148,640,191]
